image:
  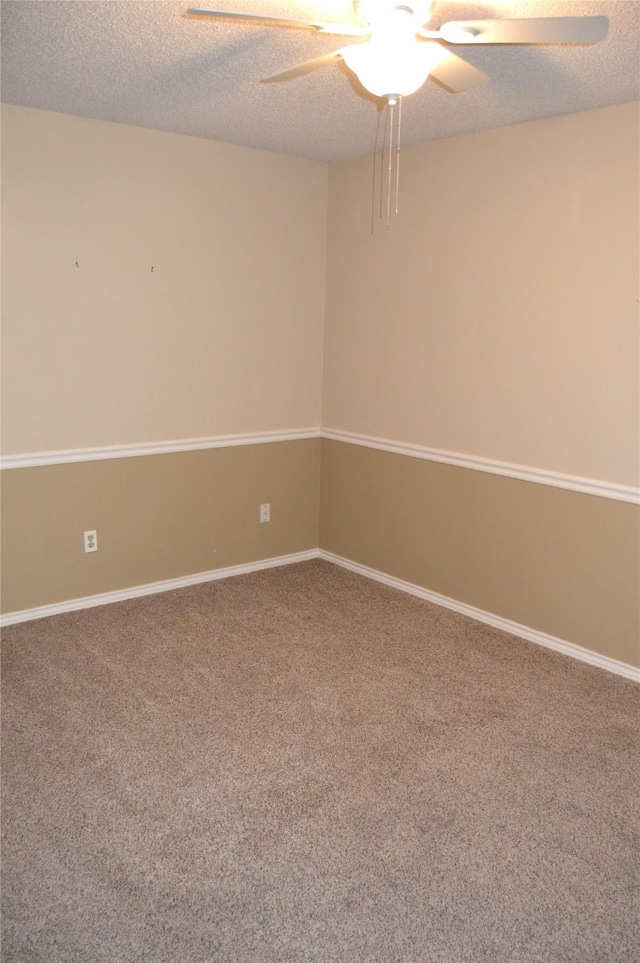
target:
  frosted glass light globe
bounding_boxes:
[343,40,442,98]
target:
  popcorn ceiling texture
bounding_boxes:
[1,0,638,161]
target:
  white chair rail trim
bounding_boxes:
[0,429,321,469]
[1,428,637,504]
[322,429,640,505]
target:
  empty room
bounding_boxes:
[1,1,639,961]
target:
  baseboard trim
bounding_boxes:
[3,548,637,682]
[319,550,640,682]
[0,550,319,627]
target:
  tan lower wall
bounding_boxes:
[319,440,640,668]
[1,439,320,614]
[4,436,638,670]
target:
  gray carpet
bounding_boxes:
[2,559,638,962]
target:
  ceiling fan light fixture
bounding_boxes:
[342,30,444,99]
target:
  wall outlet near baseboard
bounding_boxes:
[83,530,98,553]
[260,503,270,523]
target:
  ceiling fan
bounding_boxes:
[184,1,609,101]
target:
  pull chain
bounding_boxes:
[395,95,402,216]
[383,96,403,229]
[386,98,395,227]
[371,96,404,232]
[380,102,390,223]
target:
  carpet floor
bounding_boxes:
[1,559,639,962]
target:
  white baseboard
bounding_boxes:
[318,550,640,683]
[0,550,319,627]
[2,547,637,683]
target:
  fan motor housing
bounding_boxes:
[355,1,435,29]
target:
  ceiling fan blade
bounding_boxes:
[262,50,344,84]
[184,8,366,36]
[438,16,609,45]
[428,49,489,92]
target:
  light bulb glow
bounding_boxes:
[342,10,444,98]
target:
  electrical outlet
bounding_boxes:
[83,530,98,553]
[260,503,270,523]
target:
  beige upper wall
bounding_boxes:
[3,103,639,485]
[323,103,640,488]
[1,105,327,454]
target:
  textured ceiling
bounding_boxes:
[1,0,639,162]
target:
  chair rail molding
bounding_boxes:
[322,429,640,505]
[2,427,638,504]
